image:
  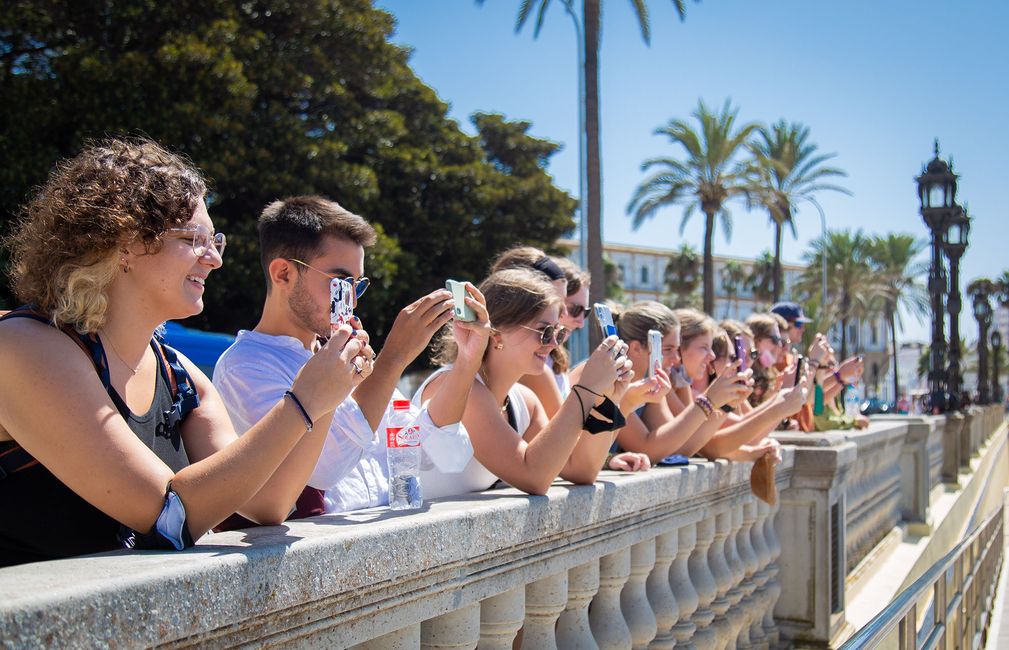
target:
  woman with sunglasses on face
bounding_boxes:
[414,268,633,497]
[0,139,372,566]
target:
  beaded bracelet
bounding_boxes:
[284,390,314,432]
[694,395,714,418]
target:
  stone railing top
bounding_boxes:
[0,450,793,648]
[841,420,910,449]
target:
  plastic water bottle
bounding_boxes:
[844,383,862,418]
[386,400,423,510]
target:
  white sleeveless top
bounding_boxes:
[411,366,531,498]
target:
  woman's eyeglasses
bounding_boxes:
[520,323,569,346]
[166,224,226,258]
[288,258,370,299]
[565,303,588,319]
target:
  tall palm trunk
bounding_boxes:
[889,303,899,402]
[703,209,715,314]
[839,290,850,361]
[584,0,604,346]
[772,222,783,303]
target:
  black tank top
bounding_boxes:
[0,339,191,567]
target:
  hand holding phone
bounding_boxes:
[793,355,806,385]
[594,303,618,339]
[647,329,663,378]
[445,279,476,322]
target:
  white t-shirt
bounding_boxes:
[411,367,531,499]
[213,330,472,513]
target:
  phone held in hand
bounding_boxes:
[794,355,806,384]
[734,335,748,372]
[445,279,476,322]
[594,302,618,339]
[330,277,354,332]
[647,329,663,378]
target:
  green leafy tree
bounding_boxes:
[483,0,696,337]
[0,2,575,347]
[664,243,701,308]
[866,234,928,403]
[719,258,746,318]
[797,229,874,360]
[602,254,624,301]
[746,250,776,310]
[628,99,760,314]
[746,120,850,302]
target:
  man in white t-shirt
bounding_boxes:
[214,195,474,515]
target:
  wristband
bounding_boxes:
[284,390,314,432]
[694,395,714,418]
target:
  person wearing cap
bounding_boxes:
[771,301,813,347]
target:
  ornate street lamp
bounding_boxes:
[942,205,970,410]
[993,330,1003,404]
[917,140,958,412]
[972,289,992,404]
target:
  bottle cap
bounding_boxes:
[392,400,411,410]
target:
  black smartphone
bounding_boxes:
[794,355,806,384]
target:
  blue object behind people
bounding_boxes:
[160,322,235,376]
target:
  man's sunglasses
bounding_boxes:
[288,258,370,299]
[520,323,570,346]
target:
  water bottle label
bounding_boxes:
[386,425,421,448]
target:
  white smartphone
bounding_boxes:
[648,329,663,378]
[445,279,476,322]
[330,277,354,331]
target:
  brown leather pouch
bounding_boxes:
[750,453,777,505]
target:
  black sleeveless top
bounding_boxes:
[0,337,191,567]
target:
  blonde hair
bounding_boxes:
[672,308,717,350]
[616,301,679,344]
[745,313,779,343]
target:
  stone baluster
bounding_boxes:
[761,501,782,647]
[351,623,420,650]
[706,509,735,650]
[480,586,525,650]
[523,572,568,650]
[687,518,718,650]
[748,501,772,649]
[590,548,633,650]
[670,524,700,648]
[622,539,658,649]
[734,501,760,650]
[647,531,678,650]
[421,603,480,650]
[557,561,600,650]
[723,504,747,648]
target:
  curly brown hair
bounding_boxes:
[5,138,207,332]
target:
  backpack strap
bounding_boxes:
[154,342,201,432]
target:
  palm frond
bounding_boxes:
[629,0,651,44]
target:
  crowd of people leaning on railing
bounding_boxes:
[0,138,868,567]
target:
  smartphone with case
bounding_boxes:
[593,303,618,339]
[330,277,354,331]
[734,335,748,372]
[794,354,806,384]
[647,329,663,378]
[445,280,476,322]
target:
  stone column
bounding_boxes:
[622,539,658,649]
[646,531,678,650]
[772,431,857,647]
[480,586,524,650]
[557,561,600,650]
[761,500,782,648]
[735,501,760,650]
[687,517,718,650]
[523,572,568,650]
[670,523,700,647]
[900,418,934,534]
[421,603,480,650]
[724,504,747,646]
[706,509,734,650]
[590,548,633,650]
[942,412,964,484]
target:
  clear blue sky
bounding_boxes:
[376,0,1008,343]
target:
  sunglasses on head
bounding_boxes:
[520,323,570,346]
[565,303,588,319]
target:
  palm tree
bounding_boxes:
[484,0,695,338]
[866,234,928,403]
[746,120,851,303]
[746,250,776,310]
[720,259,746,318]
[797,229,874,360]
[664,242,702,308]
[628,99,760,314]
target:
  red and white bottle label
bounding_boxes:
[386,426,421,448]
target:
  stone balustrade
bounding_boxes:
[0,453,793,649]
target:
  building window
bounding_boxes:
[871,323,878,346]
[641,266,649,286]
[619,265,628,285]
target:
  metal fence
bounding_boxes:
[841,505,1004,649]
